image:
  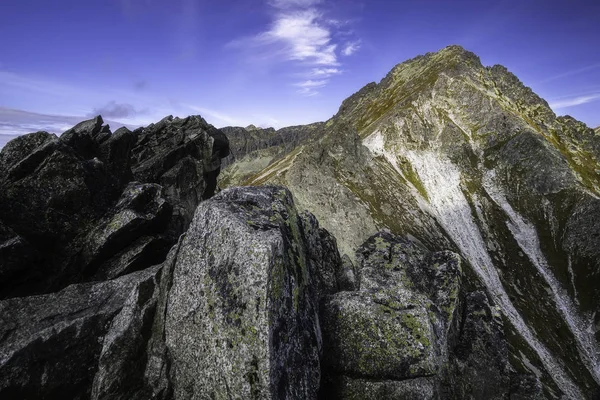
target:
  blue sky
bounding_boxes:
[0,0,599,139]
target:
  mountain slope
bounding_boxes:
[221,45,600,398]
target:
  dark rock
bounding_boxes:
[337,254,357,292]
[0,131,56,174]
[0,267,161,400]
[322,375,436,400]
[97,126,136,187]
[299,210,345,299]
[0,132,119,296]
[0,113,223,298]
[509,373,546,400]
[90,268,163,400]
[130,115,230,231]
[447,290,510,400]
[60,115,105,159]
[0,220,40,293]
[78,182,172,280]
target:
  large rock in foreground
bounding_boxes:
[164,186,342,399]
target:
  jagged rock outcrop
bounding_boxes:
[0,185,347,400]
[0,114,228,299]
[130,115,230,233]
[222,45,600,398]
[0,266,162,399]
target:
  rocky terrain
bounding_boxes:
[0,45,599,399]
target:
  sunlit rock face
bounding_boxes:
[222,45,600,398]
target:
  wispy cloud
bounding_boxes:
[294,79,329,96]
[539,63,600,84]
[0,70,236,129]
[549,93,600,109]
[341,40,361,56]
[310,67,342,77]
[185,104,241,126]
[254,9,338,66]
[251,113,281,128]
[230,0,361,95]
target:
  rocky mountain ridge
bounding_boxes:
[220,45,600,398]
[0,45,599,399]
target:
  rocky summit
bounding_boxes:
[1,45,599,399]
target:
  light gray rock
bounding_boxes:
[163,185,341,400]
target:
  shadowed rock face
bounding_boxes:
[0,114,228,299]
[130,115,230,232]
[222,45,600,398]
[0,266,162,400]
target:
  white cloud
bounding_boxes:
[0,107,140,141]
[294,79,329,88]
[230,1,362,96]
[539,63,600,84]
[251,114,282,129]
[294,79,328,96]
[255,9,338,66]
[341,41,361,56]
[310,67,342,77]
[549,94,600,109]
[185,104,240,126]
